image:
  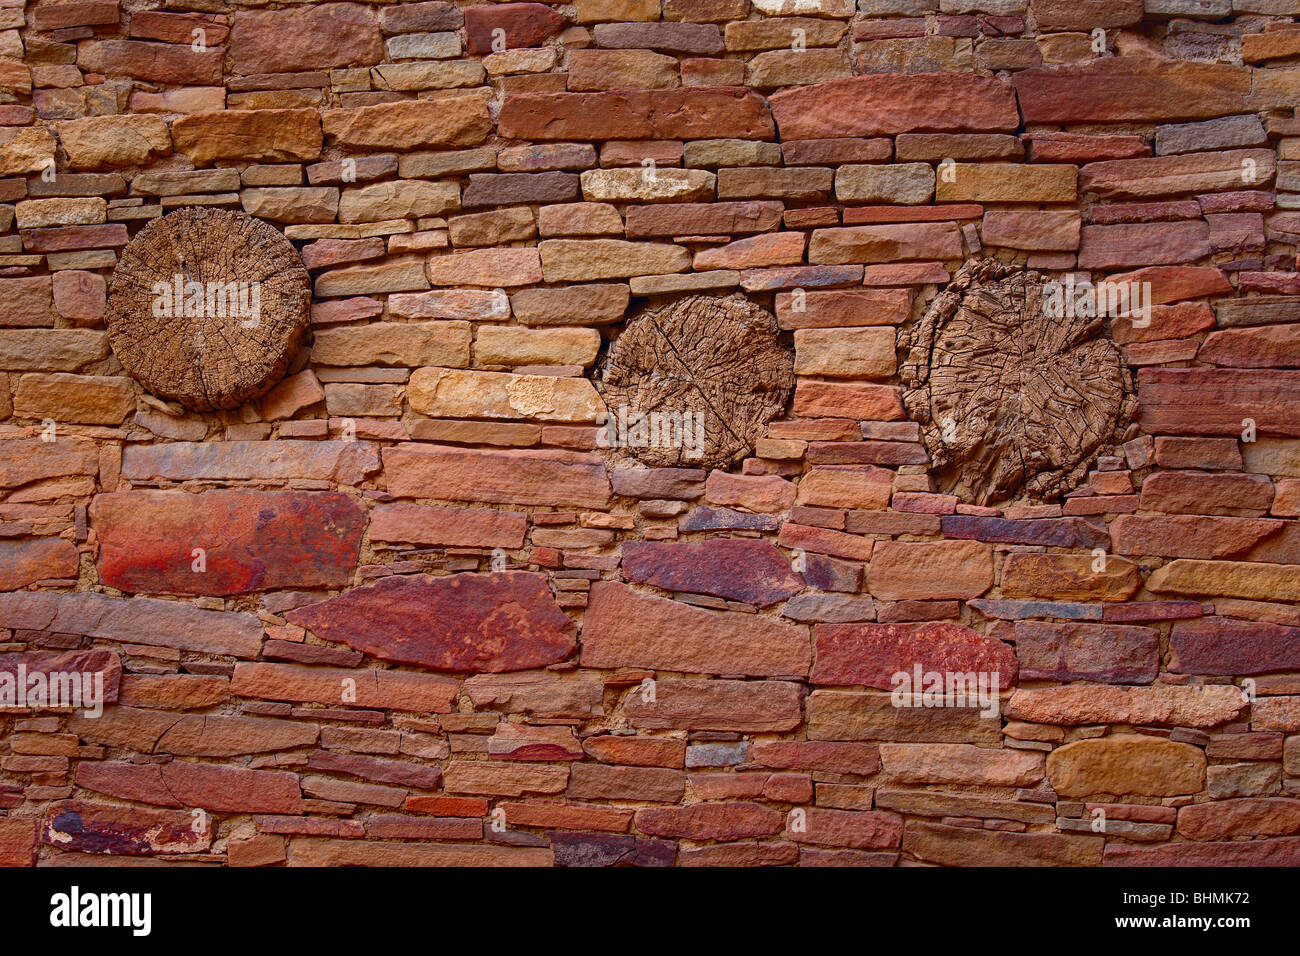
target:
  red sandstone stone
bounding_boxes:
[0,537,79,589]
[288,572,575,673]
[1014,621,1158,683]
[769,74,1018,139]
[231,662,458,712]
[621,539,803,606]
[368,502,527,550]
[1138,368,1300,437]
[465,3,568,55]
[786,808,903,849]
[582,581,810,677]
[499,88,774,141]
[92,490,364,595]
[77,761,302,813]
[43,801,211,855]
[1177,797,1300,841]
[1013,60,1250,123]
[811,621,1017,689]
[1170,617,1300,676]
[0,649,121,704]
[0,590,262,659]
[230,3,384,74]
[383,444,611,508]
[1138,471,1274,516]
[635,802,784,841]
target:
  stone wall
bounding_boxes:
[1,0,1299,867]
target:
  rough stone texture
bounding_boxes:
[1047,736,1207,797]
[288,573,575,673]
[582,581,811,677]
[91,491,364,595]
[811,622,1017,690]
[621,539,803,606]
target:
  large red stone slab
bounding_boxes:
[42,800,211,855]
[810,622,1017,690]
[0,649,121,706]
[0,436,97,489]
[635,802,785,841]
[0,591,262,658]
[1014,621,1158,683]
[32,0,121,30]
[621,539,803,607]
[1012,60,1250,123]
[78,38,223,85]
[1138,368,1300,437]
[229,3,384,74]
[231,662,458,712]
[288,572,575,673]
[0,537,79,589]
[92,491,365,596]
[76,761,302,814]
[384,443,610,508]
[1200,325,1300,368]
[1110,515,1282,559]
[1170,616,1300,675]
[465,3,567,54]
[368,502,527,550]
[1177,797,1300,841]
[622,678,805,732]
[769,74,1019,139]
[498,88,774,141]
[1106,836,1300,866]
[581,581,811,678]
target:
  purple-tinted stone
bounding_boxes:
[1170,616,1300,676]
[550,831,677,867]
[678,506,780,532]
[968,599,1104,621]
[622,539,804,607]
[1015,621,1160,683]
[288,571,576,673]
[941,515,1110,549]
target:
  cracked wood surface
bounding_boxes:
[106,207,310,412]
[597,294,794,469]
[901,259,1136,507]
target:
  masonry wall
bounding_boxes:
[1,0,1299,867]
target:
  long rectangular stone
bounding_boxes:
[806,690,1001,744]
[1138,368,1300,437]
[0,590,263,658]
[498,88,774,141]
[382,443,611,508]
[1080,149,1276,199]
[231,662,458,712]
[1013,60,1250,123]
[582,581,810,677]
[769,74,1019,138]
[121,440,381,484]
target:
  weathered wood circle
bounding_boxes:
[105,207,311,412]
[900,258,1136,506]
[597,293,794,469]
